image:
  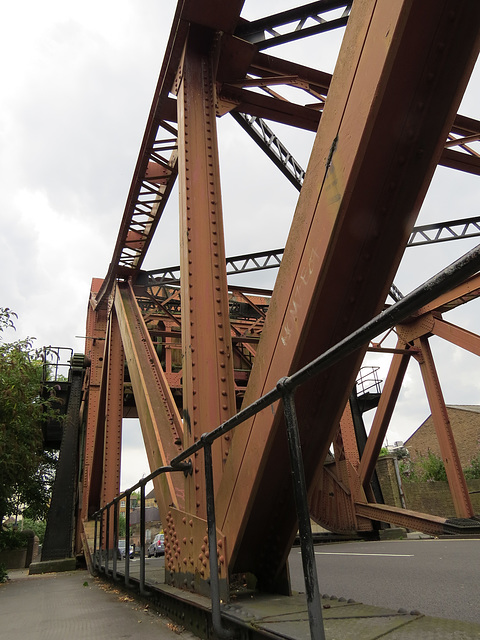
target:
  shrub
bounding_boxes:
[400,450,447,482]
[464,453,480,480]
[0,527,29,551]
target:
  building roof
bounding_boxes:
[405,405,480,444]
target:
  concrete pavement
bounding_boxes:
[0,568,197,640]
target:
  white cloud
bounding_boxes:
[1,1,478,488]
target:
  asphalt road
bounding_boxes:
[288,538,480,624]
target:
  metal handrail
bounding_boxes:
[91,243,480,640]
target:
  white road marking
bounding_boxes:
[312,552,414,557]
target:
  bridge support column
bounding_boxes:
[176,29,236,517]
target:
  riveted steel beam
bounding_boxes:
[358,340,411,490]
[79,279,109,523]
[114,282,184,515]
[216,0,480,588]
[101,311,124,519]
[414,335,474,518]
[431,317,480,356]
[176,30,237,517]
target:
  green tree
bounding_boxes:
[0,308,58,526]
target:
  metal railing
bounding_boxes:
[91,243,480,640]
[356,366,382,397]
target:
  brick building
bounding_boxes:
[404,405,480,467]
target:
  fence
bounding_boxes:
[91,244,480,640]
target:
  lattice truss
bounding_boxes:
[78,0,480,596]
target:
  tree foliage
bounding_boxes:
[0,308,58,526]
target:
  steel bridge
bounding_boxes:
[39,1,480,637]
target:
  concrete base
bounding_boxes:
[29,557,77,575]
[378,527,406,540]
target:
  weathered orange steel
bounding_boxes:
[78,279,108,523]
[414,335,474,518]
[216,0,480,587]
[78,0,480,597]
[176,31,237,516]
[358,341,411,491]
[114,282,185,513]
[431,318,480,356]
[100,312,124,516]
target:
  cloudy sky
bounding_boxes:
[1,1,479,489]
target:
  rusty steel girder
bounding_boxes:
[215,0,480,589]
[80,0,480,599]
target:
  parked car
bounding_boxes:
[117,539,134,559]
[147,532,165,557]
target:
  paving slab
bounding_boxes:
[0,569,197,640]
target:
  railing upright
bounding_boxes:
[124,491,131,586]
[139,482,149,596]
[112,500,119,580]
[93,515,98,570]
[203,442,235,639]
[278,379,326,640]
[105,504,111,576]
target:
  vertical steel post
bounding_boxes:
[78,280,108,539]
[98,511,105,571]
[112,500,119,580]
[176,30,236,515]
[278,379,325,640]
[203,442,234,640]
[105,505,111,575]
[139,483,149,595]
[124,492,131,587]
[93,515,98,570]
[102,311,124,551]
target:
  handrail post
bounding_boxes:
[124,492,131,587]
[99,508,105,572]
[93,515,99,570]
[112,500,119,580]
[278,378,326,640]
[105,504,111,576]
[139,482,149,596]
[203,442,235,639]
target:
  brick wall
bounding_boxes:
[376,456,403,508]
[376,455,480,517]
[404,406,480,467]
[402,479,480,518]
